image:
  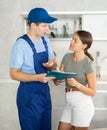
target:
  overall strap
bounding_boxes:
[21,34,38,73]
[20,35,48,55]
[41,37,48,52]
[19,34,48,73]
[20,34,37,54]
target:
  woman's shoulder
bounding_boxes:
[85,56,95,64]
[85,56,96,69]
[61,52,74,63]
[84,56,96,73]
[64,52,74,58]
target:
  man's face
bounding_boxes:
[34,23,49,37]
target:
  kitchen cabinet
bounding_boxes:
[82,14,107,40]
[22,11,82,40]
[22,11,107,40]
[0,79,107,130]
[90,82,107,129]
[48,11,107,40]
[46,12,82,39]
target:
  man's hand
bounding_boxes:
[43,59,57,70]
[38,73,55,83]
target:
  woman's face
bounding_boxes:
[33,23,49,37]
[69,33,85,52]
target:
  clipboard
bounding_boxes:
[46,70,77,80]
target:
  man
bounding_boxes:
[9,7,57,130]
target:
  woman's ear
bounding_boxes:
[83,44,87,50]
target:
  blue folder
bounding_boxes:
[46,70,77,80]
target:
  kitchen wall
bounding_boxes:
[51,39,107,67]
[0,0,107,130]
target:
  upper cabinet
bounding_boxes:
[22,11,107,40]
[22,11,82,40]
[82,13,107,40]
[46,12,82,39]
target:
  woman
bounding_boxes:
[55,30,96,130]
[9,7,57,130]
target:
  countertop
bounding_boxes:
[0,76,107,84]
[0,77,107,84]
[97,76,107,84]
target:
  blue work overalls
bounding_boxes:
[17,34,52,130]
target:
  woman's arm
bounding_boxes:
[66,72,96,96]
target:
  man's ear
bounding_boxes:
[31,23,36,27]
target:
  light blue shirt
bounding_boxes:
[9,36,55,74]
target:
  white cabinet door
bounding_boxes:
[82,15,107,40]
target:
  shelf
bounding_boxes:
[50,38,107,41]
[50,38,71,41]
[22,12,82,37]
[22,11,107,40]
[50,37,107,41]
[47,14,82,39]
[22,11,107,18]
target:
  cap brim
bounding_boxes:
[42,16,57,23]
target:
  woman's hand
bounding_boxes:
[53,79,62,86]
[66,78,79,87]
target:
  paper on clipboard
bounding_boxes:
[46,70,77,80]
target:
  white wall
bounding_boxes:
[0,0,107,130]
[1,0,107,79]
[0,0,23,78]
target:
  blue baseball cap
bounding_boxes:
[28,7,57,24]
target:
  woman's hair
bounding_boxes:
[75,30,94,61]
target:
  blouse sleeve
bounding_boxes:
[86,60,96,74]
